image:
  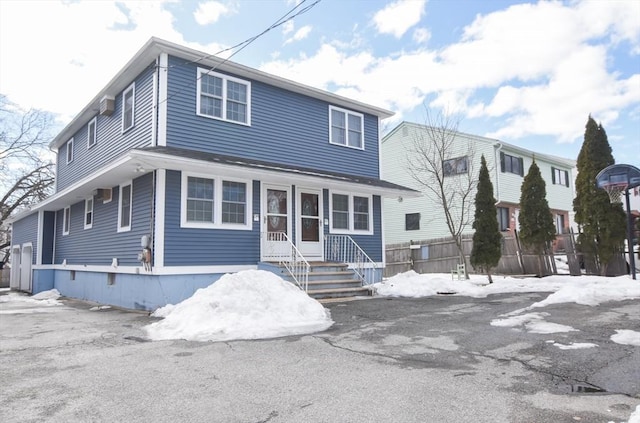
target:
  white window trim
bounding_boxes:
[329,105,365,150]
[180,171,252,230]
[87,116,97,148]
[196,68,251,126]
[66,138,74,164]
[84,197,94,230]
[117,181,132,233]
[122,83,135,133]
[63,206,70,235]
[328,191,373,235]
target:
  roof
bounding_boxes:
[50,37,394,150]
[9,146,419,222]
[382,121,576,169]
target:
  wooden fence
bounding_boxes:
[384,231,627,278]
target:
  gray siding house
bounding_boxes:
[9,38,416,310]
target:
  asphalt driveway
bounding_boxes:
[1,291,638,423]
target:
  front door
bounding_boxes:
[297,189,323,260]
[261,185,291,261]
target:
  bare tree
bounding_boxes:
[0,95,56,265]
[406,109,476,278]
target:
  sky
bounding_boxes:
[0,0,639,167]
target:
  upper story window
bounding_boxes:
[329,192,372,234]
[329,106,364,149]
[87,117,97,148]
[118,182,132,232]
[197,68,251,125]
[122,84,135,132]
[552,167,569,187]
[500,152,524,176]
[84,197,94,230]
[63,207,70,235]
[181,172,251,230]
[443,156,468,176]
[66,138,74,164]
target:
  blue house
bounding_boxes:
[8,38,416,311]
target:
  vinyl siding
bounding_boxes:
[11,212,39,264]
[55,63,156,191]
[163,171,261,266]
[165,56,380,179]
[54,173,153,266]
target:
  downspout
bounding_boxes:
[493,142,502,205]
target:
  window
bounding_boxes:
[122,84,135,132]
[66,138,74,164]
[443,156,468,176]
[405,213,420,231]
[181,172,251,229]
[555,214,565,234]
[118,182,132,232]
[329,106,364,149]
[87,117,97,148]
[84,197,93,229]
[497,207,509,231]
[500,152,524,176]
[63,207,70,235]
[329,192,372,234]
[552,167,569,187]
[197,68,250,125]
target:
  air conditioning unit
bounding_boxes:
[95,188,112,202]
[99,95,115,116]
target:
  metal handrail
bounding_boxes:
[261,231,310,291]
[324,234,378,285]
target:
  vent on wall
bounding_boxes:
[99,95,115,116]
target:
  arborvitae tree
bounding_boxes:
[470,155,502,283]
[573,116,626,275]
[518,159,556,277]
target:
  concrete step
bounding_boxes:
[307,286,371,299]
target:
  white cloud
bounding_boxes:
[284,25,312,45]
[194,1,236,26]
[282,20,294,35]
[412,27,430,44]
[373,0,426,38]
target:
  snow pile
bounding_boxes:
[491,312,579,334]
[0,289,62,306]
[145,270,333,342]
[611,330,640,347]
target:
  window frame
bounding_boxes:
[122,83,135,133]
[552,167,569,187]
[196,68,251,126]
[62,206,70,235]
[66,138,74,164]
[117,181,132,233]
[500,152,524,176]
[87,116,97,149]
[328,191,373,235]
[180,171,252,230]
[443,156,468,177]
[497,206,510,231]
[329,105,365,150]
[405,213,420,231]
[84,197,94,230]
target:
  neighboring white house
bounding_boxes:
[381,122,576,244]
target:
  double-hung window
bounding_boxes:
[500,152,524,176]
[87,117,97,148]
[552,167,569,187]
[329,106,364,149]
[63,207,70,235]
[122,84,135,132]
[197,68,251,125]
[66,138,74,164]
[84,197,94,230]
[497,207,510,231]
[118,182,132,232]
[329,192,372,234]
[181,172,251,229]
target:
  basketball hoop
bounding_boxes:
[601,183,627,204]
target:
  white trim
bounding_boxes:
[154,169,166,267]
[196,67,251,126]
[180,171,253,230]
[157,53,168,146]
[34,263,257,275]
[87,116,97,148]
[122,83,135,133]
[296,187,324,260]
[36,211,43,266]
[151,58,157,146]
[117,181,132,232]
[261,183,293,261]
[329,105,364,150]
[66,138,74,164]
[328,190,373,235]
[84,197,94,230]
[62,206,70,235]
